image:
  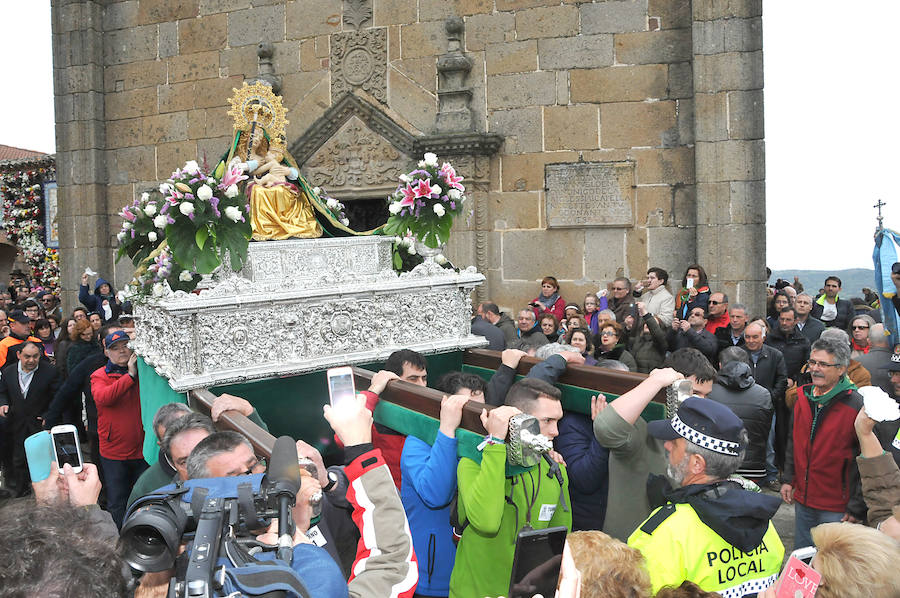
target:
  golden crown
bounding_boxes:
[227,81,289,147]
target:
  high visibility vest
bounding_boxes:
[628,502,784,598]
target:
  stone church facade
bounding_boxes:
[52,0,765,314]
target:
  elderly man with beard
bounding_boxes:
[781,336,866,550]
[627,397,784,596]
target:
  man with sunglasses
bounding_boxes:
[703,292,731,335]
[780,336,866,550]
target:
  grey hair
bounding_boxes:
[536,343,579,360]
[745,321,767,338]
[596,359,629,371]
[849,314,876,333]
[518,309,536,322]
[730,303,747,314]
[597,309,616,322]
[796,293,813,302]
[161,412,216,458]
[820,327,850,346]
[152,403,192,440]
[186,431,252,479]
[869,324,891,348]
[685,429,748,480]
[811,336,851,368]
[718,346,750,367]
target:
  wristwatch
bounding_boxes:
[323,470,339,492]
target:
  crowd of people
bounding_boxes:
[1,265,899,598]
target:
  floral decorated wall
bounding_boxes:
[0,157,59,295]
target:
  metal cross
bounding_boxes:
[875,199,886,232]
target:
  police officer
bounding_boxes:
[628,397,784,596]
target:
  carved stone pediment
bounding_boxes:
[303,115,409,200]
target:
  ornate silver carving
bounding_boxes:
[303,116,408,200]
[132,238,486,391]
[331,29,386,104]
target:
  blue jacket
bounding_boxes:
[78,278,121,321]
[400,432,459,596]
[555,412,610,530]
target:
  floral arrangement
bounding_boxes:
[0,164,59,295]
[116,191,166,267]
[382,152,467,249]
[160,159,252,274]
[314,186,350,226]
[125,245,199,299]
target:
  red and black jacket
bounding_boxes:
[784,383,866,517]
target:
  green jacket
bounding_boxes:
[449,444,571,598]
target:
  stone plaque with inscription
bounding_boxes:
[545,161,634,228]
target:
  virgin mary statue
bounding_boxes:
[217,81,372,240]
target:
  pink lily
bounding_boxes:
[398,183,417,208]
[412,179,436,199]
[440,163,465,191]
[220,164,249,189]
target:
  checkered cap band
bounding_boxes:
[670,414,742,456]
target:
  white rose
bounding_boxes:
[407,245,417,255]
[148,231,158,242]
[388,202,402,215]
[178,270,193,282]
[159,183,171,194]
[448,188,461,200]
[183,160,200,174]
[431,184,442,196]
[140,192,149,202]
[341,217,350,226]
[153,214,168,229]
[326,197,338,209]
[206,178,216,185]
[196,184,213,201]
[224,184,239,198]
[123,221,133,230]
[418,160,426,168]
[435,254,448,265]
[152,282,165,297]
[144,203,157,217]
[117,231,126,242]
[433,203,446,217]
[179,202,195,216]
[224,206,242,222]
[399,174,411,183]
[423,152,438,166]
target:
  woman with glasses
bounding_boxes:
[593,321,637,371]
[848,314,876,359]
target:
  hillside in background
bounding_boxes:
[770,268,876,298]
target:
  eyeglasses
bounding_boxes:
[852,325,870,330]
[612,287,626,291]
[708,300,722,305]
[807,359,838,369]
[241,457,266,476]
[600,330,617,337]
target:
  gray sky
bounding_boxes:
[2,1,896,271]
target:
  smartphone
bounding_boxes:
[24,431,54,483]
[774,554,821,598]
[327,366,356,410]
[686,278,694,289]
[508,526,567,598]
[50,424,84,474]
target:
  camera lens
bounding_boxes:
[119,500,189,572]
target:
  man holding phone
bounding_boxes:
[0,341,60,496]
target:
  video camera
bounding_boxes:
[119,437,307,598]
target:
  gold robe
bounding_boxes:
[248,182,322,241]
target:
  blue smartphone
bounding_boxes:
[24,430,54,483]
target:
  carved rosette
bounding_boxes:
[331,29,387,104]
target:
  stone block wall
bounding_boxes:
[51,0,766,317]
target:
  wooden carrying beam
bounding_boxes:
[189,388,278,458]
[352,366,488,435]
[463,349,667,404]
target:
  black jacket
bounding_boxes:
[811,297,852,330]
[708,362,773,477]
[742,345,788,402]
[714,324,745,357]
[667,327,718,365]
[796,316,826,344]
[0,361,60,440]
[765,327,811,380]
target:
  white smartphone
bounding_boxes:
[327,366,356,410]
[686,278,694,289]
[50,424,84,474]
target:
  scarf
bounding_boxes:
[807,375,856,440]
[850,339,870,354]
[676,285,709,316]
[105,360,130,375]
[536,292,559,310]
